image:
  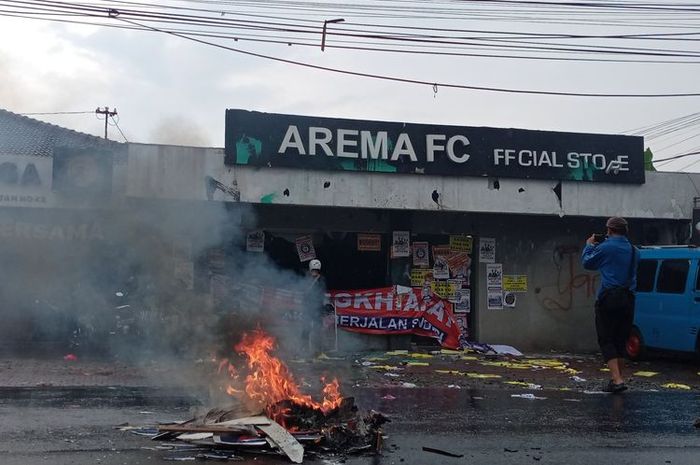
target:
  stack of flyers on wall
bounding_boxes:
[486,263,504,310]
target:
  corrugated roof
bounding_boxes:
[0,108,124,157]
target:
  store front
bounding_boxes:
[122,110,696,352]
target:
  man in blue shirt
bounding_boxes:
[581,217,637,393]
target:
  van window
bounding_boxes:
[636,260,657,292]
[657,259,689,294]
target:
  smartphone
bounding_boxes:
[593,234,607,243]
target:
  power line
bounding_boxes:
[18,110,96,115]
[112,13,700,98]
[653,150,700,163]
[110,115,128,142]
[4,0,700,60]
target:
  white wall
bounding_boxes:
[126,143,699,220]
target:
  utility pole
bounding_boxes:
[95,107,118,139]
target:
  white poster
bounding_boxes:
[486,263,503,290]
[479,237,496,263]
[412,241,430,267]
[503,292,517,308]
[295,235,316,262]
[487,290,504,310]
[433,256,450,279]
[391,231,411,258]
[246,230,265,252]
[454,288,471,313]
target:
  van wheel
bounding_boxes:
[626,327,645,360]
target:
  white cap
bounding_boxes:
[309,259,321,271]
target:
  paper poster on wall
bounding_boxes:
[479,238,496,263]
[246,230,265,252]
[447,252,471,274]
[431,280,457,301]
[357,233,382,252]
[412,241,430,267]
[391,231,411,258]
[503,275,528,292]
[454,288,471,313]
[295,235,316,262]
[433,256,450,279]
[486,263,503,289]
[410,268,433,287]
[503,292,517,308]
[487,290,504,310]
[455,314,469,338]
[432,245,451,262]
[449,235,473,253]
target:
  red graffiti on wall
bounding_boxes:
[541,245,599,312]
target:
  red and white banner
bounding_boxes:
[329,286,461,349]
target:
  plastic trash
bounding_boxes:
[63,354,77,362]
[570,376,587,382]
[661,383,691,390]
[511,393,546,400]
[633,371,659,377]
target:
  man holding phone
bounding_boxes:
[581,217,638,393]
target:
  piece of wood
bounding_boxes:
[158,425,252,434]
[256,419,304,463]
[177,432,214,441]
[216,416,271,426]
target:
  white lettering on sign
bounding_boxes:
[336,129,359,158]
[447,135,470,163]
[494,148,632,173]
[278,125,305,154]
[309,127,333,156]
[360,131,389,160]
[426,134,445,163]
[390,133,417,162]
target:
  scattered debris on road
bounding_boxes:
[422,446,464,458]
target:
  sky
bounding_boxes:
[1,0,700,171]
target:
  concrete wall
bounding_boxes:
[123,144,695,352]
[126,143,699,221]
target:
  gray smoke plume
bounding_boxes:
[150,116,212,147]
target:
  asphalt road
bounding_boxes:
[1,386,699,465]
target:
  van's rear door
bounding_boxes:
[655,258,692,351]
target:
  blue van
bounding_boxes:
[627,246,700,359]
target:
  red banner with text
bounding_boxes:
[328,286,461,349]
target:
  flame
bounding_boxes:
[225,330,343,422]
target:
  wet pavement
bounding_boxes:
[1,385,699,465]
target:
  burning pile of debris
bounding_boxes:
[123,330,388,462]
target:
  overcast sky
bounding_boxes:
[1,0,699,171]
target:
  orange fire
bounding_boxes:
[223,330,343,421]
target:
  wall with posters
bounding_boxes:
[472,215,686,352]
[120,143,693,352]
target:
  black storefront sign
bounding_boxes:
[224,110,645,184]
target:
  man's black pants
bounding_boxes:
[595,294,635,362]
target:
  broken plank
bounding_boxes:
[216,416,271,426]
[158,425,252,434]
[177,433,214,441]
[256,419,304,463]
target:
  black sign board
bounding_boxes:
[225,110,645,184]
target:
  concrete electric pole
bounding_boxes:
[95,107,118,140]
